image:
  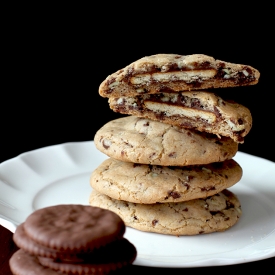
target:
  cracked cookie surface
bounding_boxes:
[90,158,242,204]
[99,53,260,98]
[94,116,238,166]
[89,189,242,236]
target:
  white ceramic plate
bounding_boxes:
[0,141,274,267]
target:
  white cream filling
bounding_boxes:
[144,101,217,124]
[130,70,216,85]
[114,96,246,132]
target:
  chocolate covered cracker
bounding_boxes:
[10,204,137,275]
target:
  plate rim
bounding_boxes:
[0,141,275,267]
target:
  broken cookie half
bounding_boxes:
[108,90,252,143]
[99,53,260,98]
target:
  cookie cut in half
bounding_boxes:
[99,53,260,98]
[89,189,242,236]
[94,116,238,166]
[90,158,242,204]
[108,90,252,143]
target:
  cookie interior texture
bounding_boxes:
[94,116,238,166]
[90,158,242,204]
[108,90,252,143]
[89,189,242,236]
[99,53,260,98]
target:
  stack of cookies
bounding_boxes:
[89,53,260,236]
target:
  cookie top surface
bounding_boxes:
[23,204,126,253]
[89,189,242,236]
[99,53,260,98]
[108,90,252,143]
[94,116,238,166]
[90,158,242,204]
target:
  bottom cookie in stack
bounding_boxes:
[89,189,242,236]
[89,158,243,236]
[10,204,137,275]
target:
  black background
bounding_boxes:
[1,4,274,274]
[1,7,274,163]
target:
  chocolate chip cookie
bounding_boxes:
[89,189,242,236]
[99,53,260,98]
[108,90,252,143]
[90,158,242,204]
[94,116,238,166]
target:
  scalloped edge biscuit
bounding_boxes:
[22,204,125,253]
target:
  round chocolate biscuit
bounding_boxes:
[13,223,93,261]
[9,249,58,275]
[94,116,238,166]
[90,158,242,204]
[22,204,126,254]
[13,223,60,259]
[38,238,137,275]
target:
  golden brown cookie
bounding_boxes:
[99,53,260,98]
[90,158,242,204]
[94,116,238,166]
[89,189,242,236]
